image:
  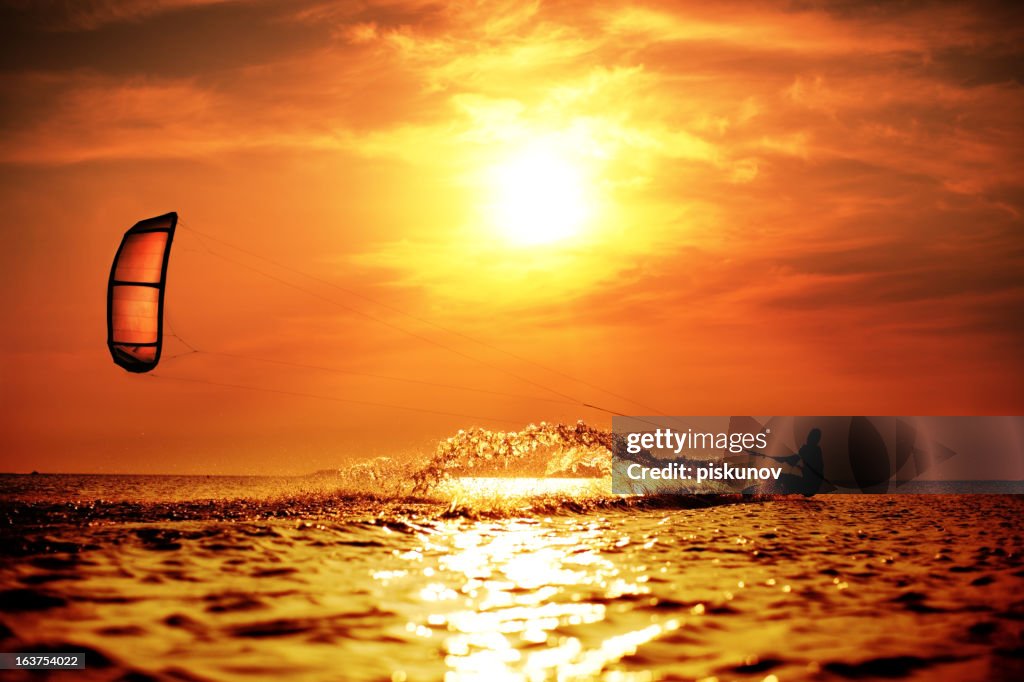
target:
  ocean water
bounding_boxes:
[1,425,1023,681]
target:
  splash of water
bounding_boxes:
[329,421,612,497]
[332,421,741,517]
[408,420,613,493]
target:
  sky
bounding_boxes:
[0,0,1022,474]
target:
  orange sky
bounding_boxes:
[1,0,1022,474]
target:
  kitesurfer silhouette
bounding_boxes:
[786,428,824,496]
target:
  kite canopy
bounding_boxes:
[107,212,177,373]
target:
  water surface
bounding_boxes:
[1,473,1022,680]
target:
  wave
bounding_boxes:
[330,420,613,495]
[0,421,772,534]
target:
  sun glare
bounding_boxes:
[489,146,592,246]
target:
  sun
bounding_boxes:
[488,145,592,246]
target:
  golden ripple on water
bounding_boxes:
[376,478,683,680]
[4,480,1021,681]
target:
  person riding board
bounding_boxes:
[786,428,824,496]
[747,427,826,496]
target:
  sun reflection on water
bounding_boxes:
[376,477,683,680]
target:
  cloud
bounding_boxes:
[1,0,251,31]
[0,0,1022,439]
